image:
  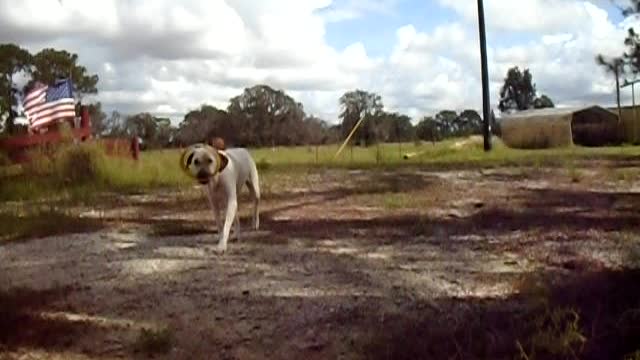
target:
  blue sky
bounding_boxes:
[323,1,459,56]
[323,0,626,55]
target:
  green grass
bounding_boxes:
[2,137,640,204]
[250,137,640,170]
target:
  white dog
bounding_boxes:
[180,142,260,253]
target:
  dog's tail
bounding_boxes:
[208,137,226,150]
[249,159,260,200]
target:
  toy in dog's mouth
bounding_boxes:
[195,169,212,184]
[197,175,210,185]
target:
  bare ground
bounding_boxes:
[1,162,640,359]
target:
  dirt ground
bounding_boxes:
[1,160,640,359]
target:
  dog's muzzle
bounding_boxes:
[196,169,210,184]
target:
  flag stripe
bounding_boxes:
[24,92,47,113]
[29,105,76,129]
[22,79,76,131]
[23,85,47,103]
[25,98,75,119]
[31,110,77,129]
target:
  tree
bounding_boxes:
[498,66,556,113]
[339,89,384,146]
[621,0,640,16]
[595,55,624,119]
[0,44,99,133]
[0,44,32,133]
[533,94,555,109]
[176,105,230,146]
[301,116,334,145]
[86,102,108,136]
[415,116,440,143]
[381,112,414,142]
[498,67,537,112]
[228,84,306,146]
[456,109,483,136]
[31,48,98,100]
[124,113,176,149]
[434,110,458,138]
[103,110,125,137]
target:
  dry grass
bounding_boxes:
[149,219,210,236]
[0,207,104,243]
[501,115,574,149]
[133,327,174,355]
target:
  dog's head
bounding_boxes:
[180,144,222,185]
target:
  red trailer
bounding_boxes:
[0,106,139,163]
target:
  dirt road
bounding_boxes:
[1,164,639,359]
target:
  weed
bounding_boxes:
[565,161,583,183]
[625,350,640,360]
[150,220,210,237]
[515,273,587,360]
[256,157,272,171]
[0,151,10,166]
[133,326,174,355]
[0,207,104,243]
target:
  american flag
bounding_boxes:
[23,79,76,131]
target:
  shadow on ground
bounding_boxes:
[359,268,640,360]
[0,286,96,351]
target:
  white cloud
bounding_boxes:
[438,0,604,33]
[0,0,637,125]
[317,0,399,22]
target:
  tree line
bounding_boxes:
[1,42,557,149]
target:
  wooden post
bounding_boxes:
[350,144,354,163]
[632,83,637,143]
[130,136,140,161]
[80,106,91,141]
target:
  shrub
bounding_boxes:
[54,143,106,185]
[0,151,11,166]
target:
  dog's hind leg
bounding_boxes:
[247,170,260,231]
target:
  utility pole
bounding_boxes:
[477,0,492,151]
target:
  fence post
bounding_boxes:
[350,144,354,163]
[130,136,139,161]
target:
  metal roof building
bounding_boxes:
[499,105,621,149]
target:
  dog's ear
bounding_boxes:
[186,152,195,167]
[217,151,229,172]
[179,147,197,176]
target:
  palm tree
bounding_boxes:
[596,54,625,120]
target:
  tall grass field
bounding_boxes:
[1,136,639,203]
[0,136,639,243]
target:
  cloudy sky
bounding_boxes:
[1,0,638,124]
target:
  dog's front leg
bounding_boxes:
[217,186,237,253]
[204,183,221,231]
